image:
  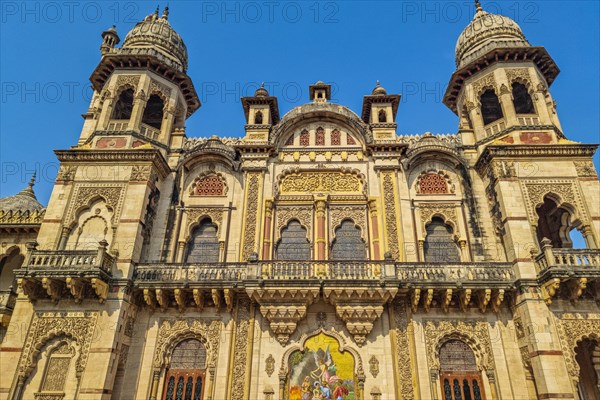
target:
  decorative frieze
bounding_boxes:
[382,172,400,260]
[242,173,261,261]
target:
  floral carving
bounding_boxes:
[419,204,459,236]
[369,355,379,378]
[574,161,597,177]
[394,300,415,399]
[521,180,587,224]
[116,75,140,91]
[231,297,251,400]
[505,68,532,87]
[555,314,600,378]
[149,79,172,100]
[279,172,362,194]
[185,207,224,237]
[242,173,260,261]
[67,184,124,224]
[16,312,98,380]
[56,166,76,181]
[472,73,496,100]
[129,165,152,182]
[265,354,275,377]
[382,173,400,260]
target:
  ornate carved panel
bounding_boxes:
[472,73,496,100]
[393,300,415,399]
[230,297,251,400]
[16,311,98,379]
[279,172,363,194]
[574,161,597,177]
[329,205,367,241]
[505,68,532,86]
[67,184,125,225]
[555,313,600,378]
[190,173,227,196]
[382,172,400,260]
[184,208,224,239]
[149,79,172,100]
[115,75,140,91]
[416,171,453,194]
[419,204,459,236]
[242,173,261,261]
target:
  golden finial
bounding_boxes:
[475,0,483,12]
[162,4,169,19]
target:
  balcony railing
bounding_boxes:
[140,123,160,140]
[107,119,129,131]
[396,263,514,284]
[25,249,114,275]
[534,243,600,277]
[134,263,247,284]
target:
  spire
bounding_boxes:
[162,5,169,20]
[475,0,483,13]
[19,173,37,199]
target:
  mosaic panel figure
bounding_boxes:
[288,333,356,400]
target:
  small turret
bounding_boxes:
[100,25,120,55]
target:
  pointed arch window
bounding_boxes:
[142,94,164,130]
[186,219,220,263]
[111,88,134,120]
[331,129,341,146]
[276,220,310,261]
[38,342,74,396]
[331,220,366,260]
[254,110,263,124]
[378,109,387,123]
[299,130,309,146]
[424,217,460,262]
[284,134,295,146]
[315,127,325,146]
[439,340,485,400]
[480,89,503,125]
[162,339,206,400]
[536,196,586,249]
[512,82,535,114]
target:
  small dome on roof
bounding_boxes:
[372,81,387,96]
[0,175,44,213]
[255,83,269,97]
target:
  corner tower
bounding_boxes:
[444,0,561,148]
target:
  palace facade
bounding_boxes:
[1,3,599,400]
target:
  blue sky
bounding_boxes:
[1,0,599,203]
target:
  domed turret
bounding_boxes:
[455,0,529,68]
[372,81,387,96]
[100,25,120,55]
[0,174,44,214]
[254,83,269,97]
[121,6,188,72]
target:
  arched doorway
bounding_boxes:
[162,339,207,400]
[439,340,485,400]
[424,217,460,262]
[536,196,586,249]
[331,219,366,260]
[186,219,220,263]
[575,338,600,400]
[276,220,310,260]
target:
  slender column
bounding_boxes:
[149,369,160,400]
[176,241,186,263]
[58,226,70,250]
[418,240,425,262]
[262,200,273,259]
[498,84,518,127]
[458,239,469,262]
[129,92,147,131]
[368,199,381,260]
[581,225,597,249]
[315,199,327,260]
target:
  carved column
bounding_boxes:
[581,225,597,249]
[262,200,274,259]
[176,241,186,263]
[458,239,469,262]
[368,199,381,260]
[315,198,327,260]
[149,369,161,400]
[379,170,402,261]
[58,226,70,250]
[240,172,263,261]
[498,84,518,127]
[129,91,147,131]
[418,240,425,262]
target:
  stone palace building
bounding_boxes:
[1,2,599,399]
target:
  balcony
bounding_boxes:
[534,239,600,304]
[15,241,114,303]
[105,120,160,141]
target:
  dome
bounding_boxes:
[455,2,529,68]
[255,83,269,97]
[121,7,188,72]
[372,81,387,96]
[0,176,44,213]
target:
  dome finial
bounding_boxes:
[18,173,37,199]
[162,4,169,19]
[475,0,483,13]
[29,172,36,189]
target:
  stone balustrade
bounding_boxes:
[396,263,514,284]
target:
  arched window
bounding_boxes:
[0,247,24,292]
[315,127,325,146]
[480,89,503,125]
[512,83,535,114]
[419,173,449,194]
[575,339,600,400]
[331,220,366,260]
[111,89,134,120]
[439,340,484,400]
[299,129,309,146]
[39,342,74,396]
[254,110,263,124]
[378,109,387,123]
[276,220,310,260]
[142,94,164,130]
[163,339,206,400]
[424,217,460,262]
[66,198,113,251]
[331,129,341,146]
[186,219,220,263]
[536,196,586,249]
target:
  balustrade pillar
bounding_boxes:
[149,369,160,400]
[315,199,327,260]
[262,200,273,260]
[368,199,381,260]
[418,240,425,262]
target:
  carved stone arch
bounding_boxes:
[275,208,313,242]
[67,185,124,226]
[471,73,498,105]
[415,169,456,195]
[329,208,367,242]
[148,79,171,107]
[278,328,364,380]
[419,205,459,238]
[189,171,228,196]
[70,194,115,227]
[523,182,588,226]
[556,316,600,379]
[152,319,222,371]
[277,217,310,242]
[184,211,223,242]
[435,333,487,371]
